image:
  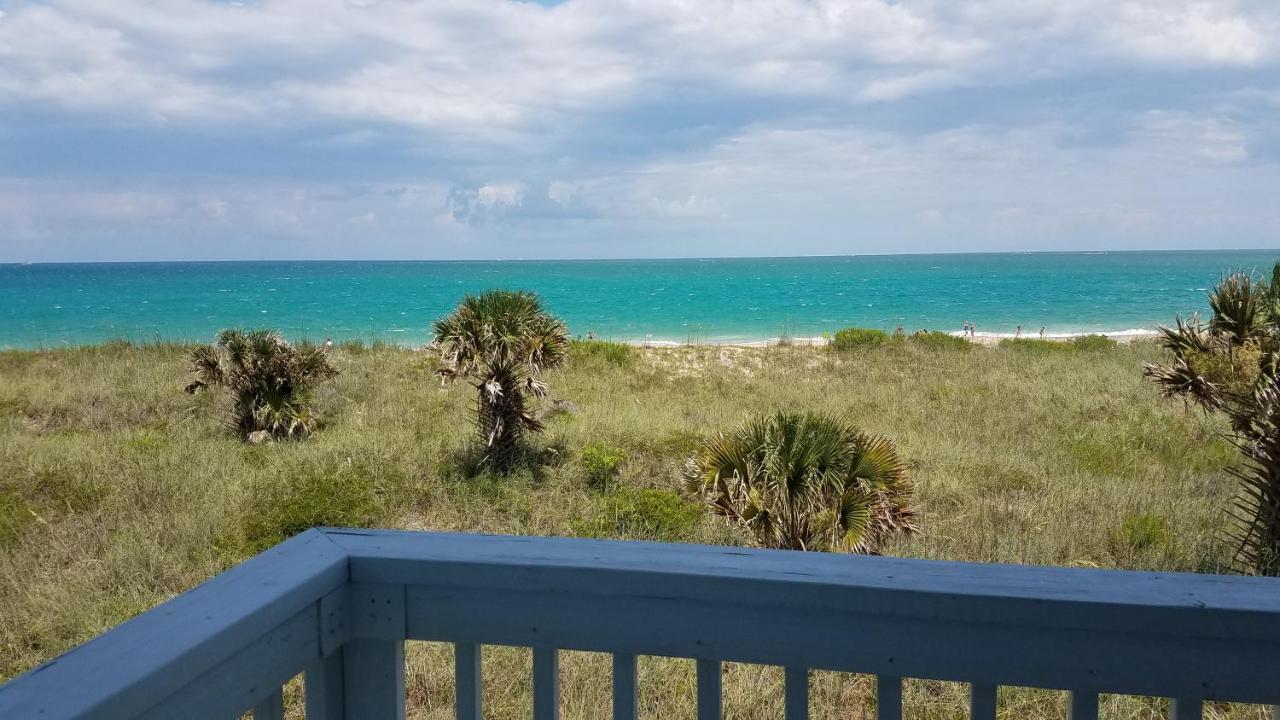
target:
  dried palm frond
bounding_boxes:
[185,329,337,441]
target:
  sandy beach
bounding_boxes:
[624,328,1159,348]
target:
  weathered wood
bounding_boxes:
[612,653,637,720]
[455,643,482,720]
[970,683,996,720]
[876,676,902,720]
[1068,691,1098,720]
[134,607,319,720]
[349,583,407,641]
[305,651,346,720]
[533,646,560,720]
[784,666,808,720]
[0,529,348,720]
[1171,698,1203,720]
[7,528,1280,720]
[329,530,1280,627]
[697,659,721,720]
[319,587,351,658]
[253,688,284,720]
[335,530,1280,704]
[343,639,405,720]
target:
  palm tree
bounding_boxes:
[684,411,916,553]
[1145,265,1280,575]
[185,329,337,441]
[433,290,570,471]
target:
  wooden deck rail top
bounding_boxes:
[2,528,1279,719]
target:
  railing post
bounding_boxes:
[877,676,902,720]
[534,646,560,720]
[306,651,346,720]
[970,683,996,720]
[1171,698,1202,720]
[785,666,809,720]
[613,653,637,720]
[343,639,405,720]
[697,659,722,720]
[455,643,482,720]
[1068,691,1098,720]
[252,688,284,720]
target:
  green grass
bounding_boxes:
[0,339,1268,719]
[831,327,889,349]
[569,339,637,367]
[580,442,629,488]
[999,334,1118,352]
[906,330,972,351]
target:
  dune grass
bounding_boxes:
[0,339,1267,718]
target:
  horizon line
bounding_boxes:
[5,247,1280,266]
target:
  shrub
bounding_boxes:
[1000,335,1116,353]
[570,339,636,367]
[685,412,915,553]
[573,488,703,542]
[186,329,338,441]
[239,461,380,553]
[1107,513,1172,556]
[831,328,888,350]
[1069,334,1118,351]
[907,331,971,351]
[434,290,570,472]
[581,443,628,487]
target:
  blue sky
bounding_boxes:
[0,0,1278,262]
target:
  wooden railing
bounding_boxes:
[2,528,1279,719]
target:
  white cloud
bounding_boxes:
[1,1,1279,260]
[2,0,1274,133]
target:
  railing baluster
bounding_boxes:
[877,675,902,720]
[455,643,482,720]
[612,653,637,720]
[343,639,406,720]
[253,688,283,720]
[534,646,560,720]
[305,651,345,720]
[970,683,997,720]
[697,659,722,720]
[1171,698,1202,720]
[1068,691,1098,720]
[785,666,809,720]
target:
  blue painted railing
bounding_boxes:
[2,528,1280,719]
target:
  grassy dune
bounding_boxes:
[0,339,1266,718]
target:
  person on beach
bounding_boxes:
[894,325,905,338]
[324,337,333,352]
[1015,325,1022,338]
[1039,326,1045,338]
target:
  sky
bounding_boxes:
[0,0,1278,262]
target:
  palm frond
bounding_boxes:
[432,290,570,472]
[684,412,914,554]
[186,328,337,441]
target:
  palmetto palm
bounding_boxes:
[433,290,570,471]
[1145,265,1280,575]
[185,329,337,440]
[684,412,916,553]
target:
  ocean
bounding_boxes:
[1,251,1277,349]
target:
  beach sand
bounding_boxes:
[623,329,1159,348]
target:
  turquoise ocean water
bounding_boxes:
[1,251,1278,349]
